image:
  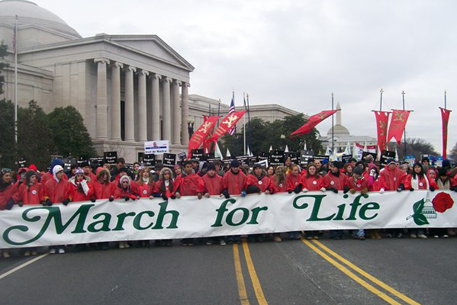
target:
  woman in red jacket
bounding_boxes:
[114,175,138,249]
[155,167,176,247]
[135,167,155,199]
[287,164,302,194]
[300,163,325,240]
[0,170,18,258]
[93,168,115,201]
[68,168,94,203]
[17,170,44,206]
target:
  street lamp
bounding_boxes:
[188,119,195,138]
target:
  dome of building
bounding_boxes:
[0,0,81,39]
[327,124,350,137]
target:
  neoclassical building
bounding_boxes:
[0,0,302,162]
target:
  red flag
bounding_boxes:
[188,116,220,158]
[208,111,247,142]
[374,111,390,152]
[440,107,451,159]
[387,110,411,145]
[290,110,338,137]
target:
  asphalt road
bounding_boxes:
[0,235,456,305]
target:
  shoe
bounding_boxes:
[359,236,365,240]
[181,241,188,246]
[418,234,427,239]
[49,248,56,254]
[206,241,213,246]
[236,239,242,244]
[3,251,11,259]
[273,236,282,242]
[227,240,234,245]
[58,248,65,254]
[24,251,31,257]
[313,236,319,240]
[396,233,403,238]
[125,243,130,248]
[386,233,393,238]
[219,240,226,246]
[119,242,125,249]
[375,232,382,239]
[31,251,38,256]
[443,235,449,238]
[307,236,313,240]
[410,234,417,239]
[434,235,439,238]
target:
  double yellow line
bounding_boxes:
[302,239,422,305]
[233,240,269,305]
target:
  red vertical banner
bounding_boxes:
[374,111,390,152]
[188,116,220,158]
[440,107,451,159]
[387,110,411,145]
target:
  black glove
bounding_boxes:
[246,185,261,194]
[131,197,136,201]
[293,184,303,194]
[222,189,230,199]
[161,194,168,201]
[429,186,435,192]
[331,187,338,194]
[170,195,176,200]
[410,188,414,191]
[6,198,14,210]
[17,201,24,207]
[288,190,293,194]
[268,187,275,195]
[451,186,457,192]
[124,197,129,201]
[343,186,349,194]
[109,196,114,202]
[62,199,70,206]
[45,198,53,206]
[397,184,404,192]
[40,201,46,206]
[90,198,96,202]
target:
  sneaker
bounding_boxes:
[31,251,38,256]
[124,243,130,248]
[273,236,282,242]
[410,234,417,239]
[24,251,31,257]
[386,233,393,238]
[219,240,226,246]
[206,241,213,246]
[434,235,439,239]
[443,235,449,238]
[227,240,234,245]
[359,236,366,240]
[119,242,125,249]
[3,251,10,259]
[313,236,319,240]
[418,234,427,239]
[396,233,403,238]
[49,248,56,254]
[58,248,65,254]
[307,236,313,240]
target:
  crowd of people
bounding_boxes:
[0,154,456,258]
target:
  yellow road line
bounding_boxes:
[233,243,250,305]
[242,240,269,305]
[301,239,402,305]
[312,240,421,305]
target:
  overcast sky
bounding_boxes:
[34,0,457,154]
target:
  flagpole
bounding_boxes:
[243,92,246,155]
[331,93,334,155]
[444,90,447,109]
[217,99,221,127]
[14,15,18,143]
[247,94,252,154]
[380,88,383,111]
[402,90,406,159]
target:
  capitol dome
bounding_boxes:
[327,124,350,137]
[0,0,81,39]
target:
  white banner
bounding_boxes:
[1,190,456,248]
[144,140,169,154]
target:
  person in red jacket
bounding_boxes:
[0,170,18,258]
[348,165,370,240]
[113,175,138,249]
[174,161,204,198]
[135,167,155,199]
[93,168,115,201]
[17,170,44,206]
[300,163,325,240]
[246,164,272,195]
[270,166,288,194]
[68,168,94,203]
[323,161,349,194]
[41,158,68,187]
[82,162,97,182]
[378,159,407,193]
[287,164,303,194]
[156,167,176,201]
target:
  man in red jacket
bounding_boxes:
[43,165,70,206]
[246,164,272,194]
[378,159,407,193]
[323,161,349,194]
[175,161,204,198]
[202,163,224,197]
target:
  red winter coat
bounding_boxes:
[155,179,175,198]
[348,176,370,192]
[246,174,271,193]
[113,186,138,200]
[404,174,434,190]
[0,183,18,210]
[202,174,224,196]
[323,172,349,191]
[270,177,288,193]
[135,181,155,198]
[44,178,70,203]
[175,173,205,196]
[223,170,247,195]
[286,173,302,192]
[68,178,94,202]
[300,175,324,191]
[93,180,116,199]
[18,182,44,205]
[41,171,67,187]
[378,166,407,191]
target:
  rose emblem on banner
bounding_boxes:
[432,192,454,213]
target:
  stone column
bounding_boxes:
[138,70,149,142]
[94,58,110,139]
[151,73,161,140]
[162,77,172,141]
[111,62,123,141]
[172,80,182,145]
[181,82,190,145]
[125,66,136,142]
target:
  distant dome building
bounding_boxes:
[320,102,376,155]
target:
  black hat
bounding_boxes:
[253,163,262,170]
[438,167,448,177]
[230,159,240,167]
[386,158,396,165]
[207,163,216,171]
[25,170,37,182]
[353,165,364,176]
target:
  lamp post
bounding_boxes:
[188,119,195,138]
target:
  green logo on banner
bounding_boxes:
[407,199,437,226]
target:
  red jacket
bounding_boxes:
[300,175,324,191]
[175,173,205,196]
[223,170,247,195]
[113,186,138,200]
[41,171,67,187]
[270,177,288,193]
[202,174,224,195]
[246,174,271,193]
[404,174,435,190]
[323,172,349,190]
[93,180,116,199]
[155,179,175,198]
[0,183,18,210]
[378,166,407,191]
[348,176,370,192]
[286,173,302,192]
[18,182,44,205]
[135,181,155,198]
[44,178,70,203]
[68,178,94,202]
